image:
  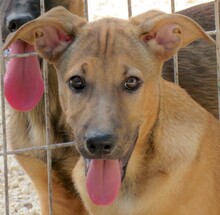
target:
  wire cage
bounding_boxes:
[0,0,219,214]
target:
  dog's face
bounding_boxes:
[54,22,163,206]
[58,18,161,161]
[1,0,41,41]
[1,0,84,41]
[3,6,215,206]
[55,17,163,206]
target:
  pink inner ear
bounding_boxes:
[140,23,182,59]
[141,24,181,50]
[35,26,73,59]
[141,32,156,43]
[58,31,73,42]
[155,24,181,51]
[36,27,64,48]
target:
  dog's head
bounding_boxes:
[1,0,84,41]
[3,6,215,205]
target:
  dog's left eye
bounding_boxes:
[68,76,85,92]
[124,76,141,92]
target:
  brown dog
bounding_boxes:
[4,6,220,215]
[2,3,218,214]
[2,3,218,215]
[2,1,88,215]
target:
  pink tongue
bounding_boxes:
[4,40,44,111]
[86,159,121,205]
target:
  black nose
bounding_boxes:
[85,133,115,156]
[7,15,33,32]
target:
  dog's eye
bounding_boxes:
[124,76,141,92]
[68,76,85,92]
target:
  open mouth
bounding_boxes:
[84,131,139,206]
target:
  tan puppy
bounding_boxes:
[4,6,220,215]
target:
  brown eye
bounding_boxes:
[124,76,141,92]
[68,76,85,92]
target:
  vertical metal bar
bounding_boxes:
[84,0,89,21]
[40,0,45,14]
[0,22,10,215]
[43,61,53,215]
[171,0,175,12]
[171,0,179,85]
[39,0,53,215]
[127,0,132,17]
[214,0,220,119]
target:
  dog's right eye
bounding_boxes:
[68,76,85,92]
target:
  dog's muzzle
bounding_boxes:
[78,129,139,206]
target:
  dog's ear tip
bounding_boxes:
[208,37,216,45]
[195,30,216,46]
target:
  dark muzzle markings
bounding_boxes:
[2,0,41,41]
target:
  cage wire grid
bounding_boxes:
[0,0,220,214]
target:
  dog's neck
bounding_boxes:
[121,78,209,195]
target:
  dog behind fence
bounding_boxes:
[0,0,219,214]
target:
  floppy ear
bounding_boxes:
[130,10,215,61]
[3,6,87,63]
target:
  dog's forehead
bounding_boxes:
[72,17,149,61]
[59,17,157,80]
[79,17,136,52]
[86,17,130,30]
